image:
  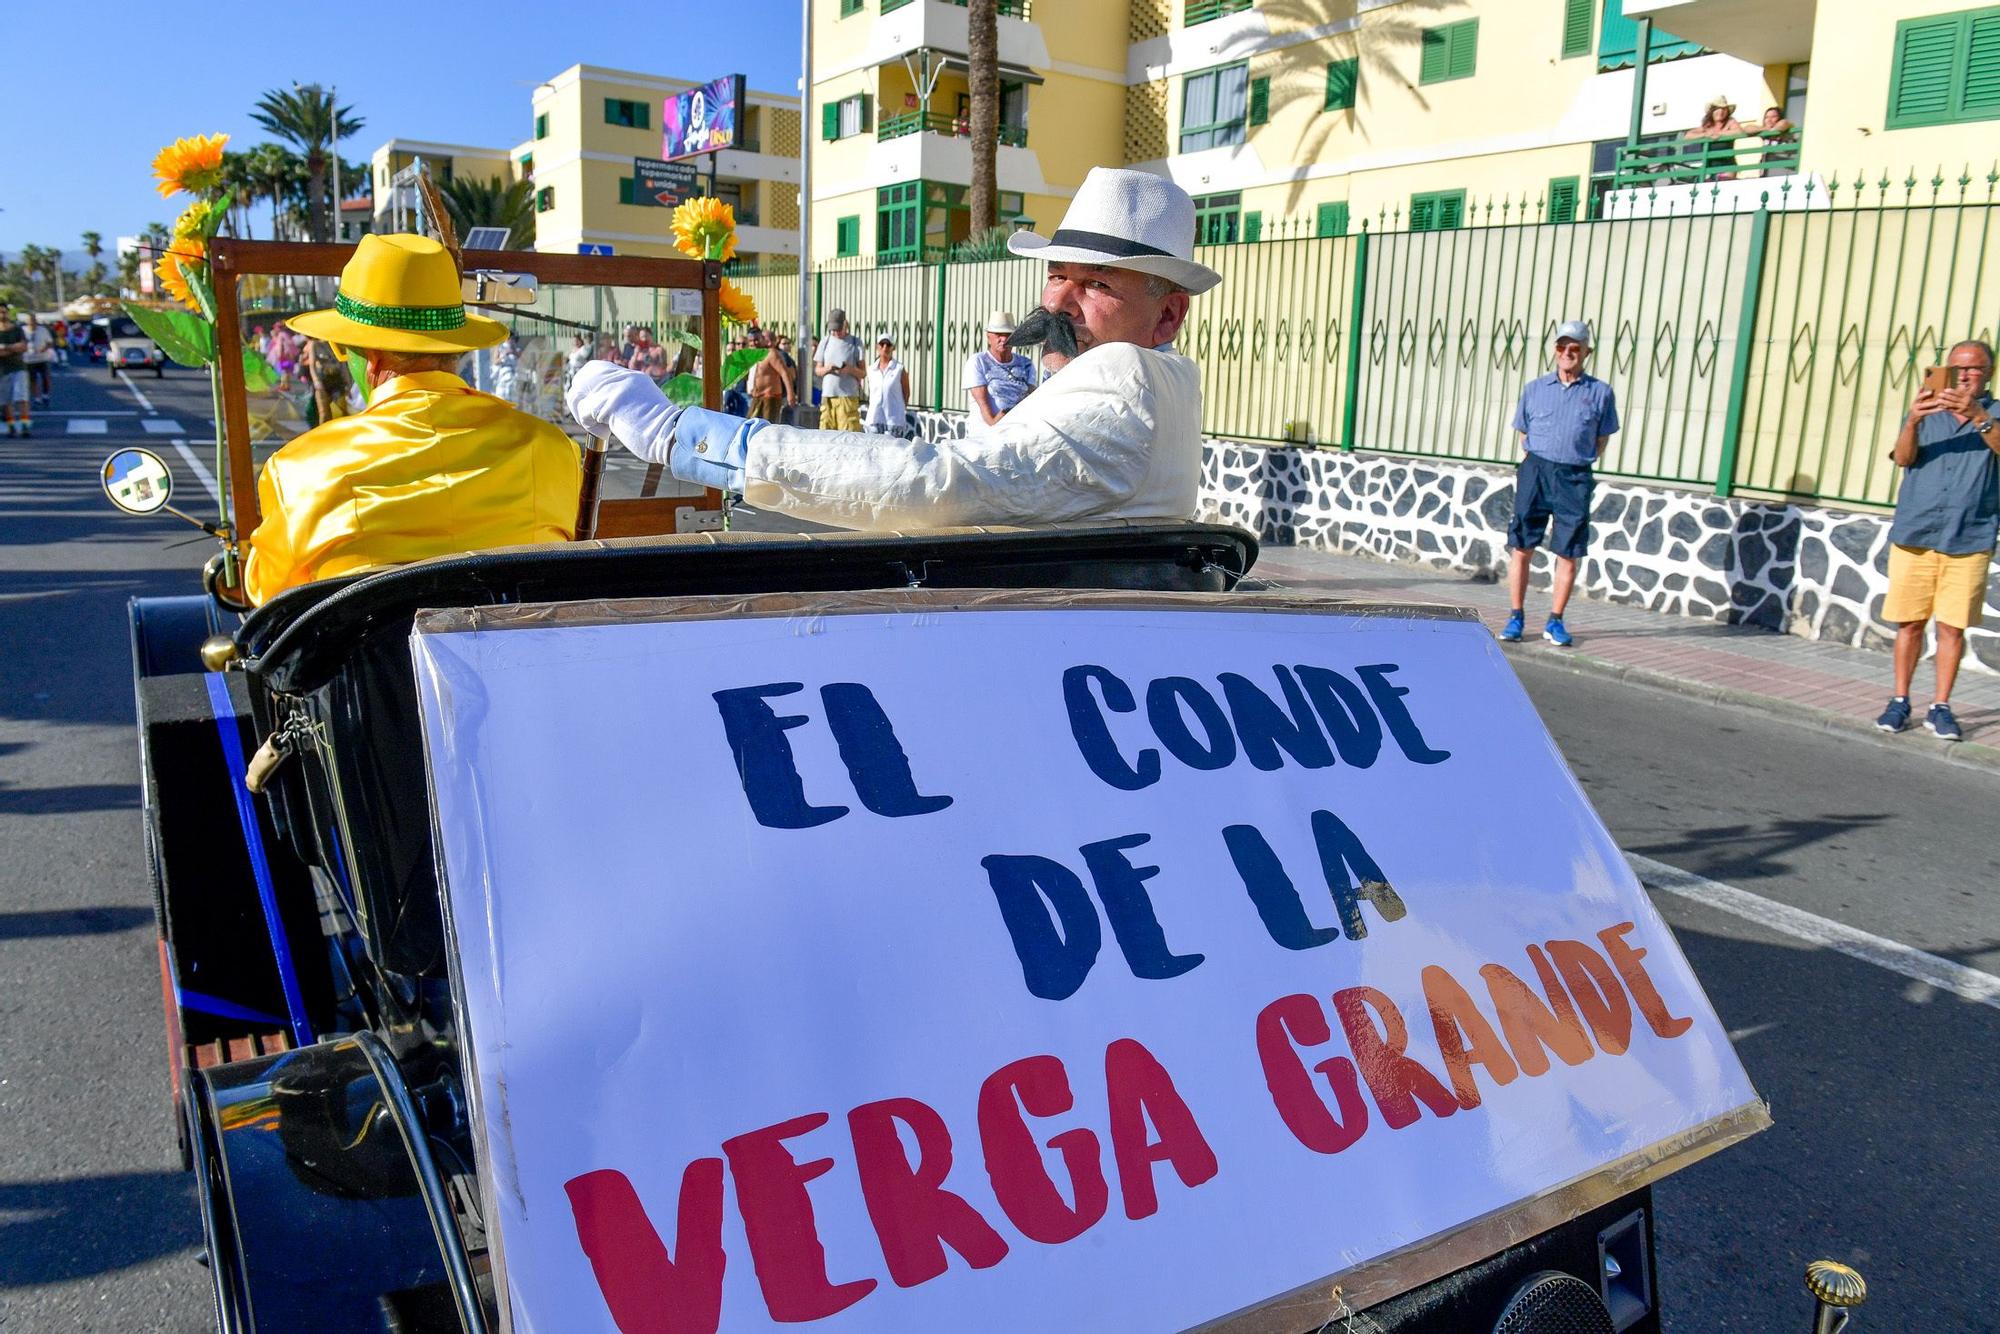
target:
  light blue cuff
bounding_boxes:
[669,407,767,491]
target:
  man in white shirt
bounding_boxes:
[813,310,864,432]
[567,168,1221,529]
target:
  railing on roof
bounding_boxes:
[878,110,1027,148]
[1605,134,1804,191]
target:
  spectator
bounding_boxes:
[864,333,911,436]
[565,334,592,387]
[814,309,864,431]
[963,310,1038,428]
[1874,340,1998,742]
[1757,106,1796,141]
[1685,95,1748,178]
[748,329,793,423]
[1501,320,1619,648]
[300,338,354,427]
[0,307,29,437]
[22,314,55,407]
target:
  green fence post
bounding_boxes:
[1714,202,1772,498]
[814,267,824,342]
[1341,225,1370,451]
[932,260,948,411]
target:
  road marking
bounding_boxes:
[1629,852,2000,1012]
[170,439,222,505]
[116,370,156,414]
[141,419,186,434]
[37,410,140,416]
[65,418,107,434]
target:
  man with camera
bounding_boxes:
[1875,340,1998,742]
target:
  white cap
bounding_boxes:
[1554,320,1594,347]
[876,331,895,345]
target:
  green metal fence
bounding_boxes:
[717,166,2000,511]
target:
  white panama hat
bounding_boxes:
[984,310,1018,334]
[1007,167,1222,295]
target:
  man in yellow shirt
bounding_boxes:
[242,233,580,605]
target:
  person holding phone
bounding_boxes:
[1875,340,1999,741]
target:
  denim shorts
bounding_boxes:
[1508,453,1594,559]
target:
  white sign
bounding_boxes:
[671,287,704,317]
[412,596,1762,1334]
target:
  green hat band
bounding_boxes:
[333,291,467,332]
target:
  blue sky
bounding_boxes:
[0,0,804,254]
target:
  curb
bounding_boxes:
[1503,642,2000,776]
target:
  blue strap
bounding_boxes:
[203,673,316,1048]
[179,987,286,1027]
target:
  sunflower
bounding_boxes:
[156,236,207,312]
[718,278,759,328]
[172,201,207,242]
[672,196,739,262]
[152,134,230,199]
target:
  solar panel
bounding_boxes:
[463,227,512,251]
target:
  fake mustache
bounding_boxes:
[1006,308,1080,360]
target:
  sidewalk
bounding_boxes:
[1250,544,2000,771]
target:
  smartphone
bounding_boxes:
[1923,365,1950,393]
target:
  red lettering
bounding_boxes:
[976,1055,1109,1244]
[1481,958,1593,1076]
[1546,939,1634,1055]
[721,1113,877,1322]
[1104,1037,1219,1220]
[1597,922,1695,1039]
[848,1097,1009,1287]
[1332,985,1460,1129]
[1422,965,1519,1108]
[564,1164,727,1334]
[1254,993,1368,1154]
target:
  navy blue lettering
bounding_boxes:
[1355,664,1451,764]
[1219,668,1334,771]
[1079,834,1205,981]
[712,684,849,830]
[1221,824,1342,950]
[1294,667,1384,767]
[1144,677,1236,771]
[819,683,953,819]
[1312,809,1408,940]
[1063,666,1160,792]
[979,855,1103,1001]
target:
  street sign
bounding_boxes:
[634,156,701,209]
[414,593,1764,1334]
[577,243,616,257]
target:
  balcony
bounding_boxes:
[883,0,1031,15]
[1605,133,1803,192]
[879,110,1028,148]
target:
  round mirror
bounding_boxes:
[101,448,173,515]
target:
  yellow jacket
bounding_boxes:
[243,372,581,605]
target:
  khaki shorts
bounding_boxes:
[1883,543,1992,629]
[749,394,785,422]
[821,395,861,433]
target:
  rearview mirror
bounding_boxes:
[463,270,539,305]
[101,448,173,515]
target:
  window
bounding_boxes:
[877,182,921,264]
[536,187,555,213]
[605,98,650,130]
[836,215,860,257]
[1325,58,1358,111]
[619,178,635,205]
[1547,176,1580,223]
[823,94,873,141]
[1561,0,1593,57]
[1193,191,1241,245]
[519,155,533,180]
[1408,189,1465,232]
[1248,76,1270,126]
[1315,201,1350,237]
[1420,20,1479,84]
[1887,7,2000,128]
[1181,62,1249,152]
[534,112,549,139]
[840,0,862,14]
[1185,0,1251,25]
[1243,211,1262,242]
[1784,62,1810,126]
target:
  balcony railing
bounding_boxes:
[878,110,1028,148]
[1186,0,1251,24]
[882,0,1031,15]
[1606,133,1803,191]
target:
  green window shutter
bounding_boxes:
[534,113,549,139]
[636,101,650,131]
[1315,201,1349,237]
[1547,176,1579,223]
[836,215,859,256]
[1248,76,1270,125]
[1888,16,1960,126]
[840,0,862,14]
[1419,28,1450,83]
[1964,12,2000,117]
[1449,20,1479,80]
[1244,211,1262,242]
[1409,197,1435,232]
[1422,20,1477,83]
[1437,191,1465,229]
[1324,58,1358,110]
[1561,0,1592,58]
[858,94,873,133]
[619,178,635,205]
[822,101,841,140]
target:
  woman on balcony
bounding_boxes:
[1684,95,1749,181]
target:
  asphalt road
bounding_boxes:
[1,361,1996,1330]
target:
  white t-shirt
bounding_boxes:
[864,357,907,431]
[22,327,54,365]
[815,333,861,400]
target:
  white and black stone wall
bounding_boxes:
[905,409,2000,673]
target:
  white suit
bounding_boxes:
[569,341,1203,531]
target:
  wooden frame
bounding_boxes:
[206,238,725,566]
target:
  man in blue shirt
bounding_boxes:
[963,309,1039,428]
[1502,321,1620,647]
[1874,339,1998,742]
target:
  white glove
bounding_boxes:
[564,360,683,466]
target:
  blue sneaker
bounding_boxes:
[1499,611,1524,642]
[1926,702,1963,741]
[1875,696,1911,732]
[1542,616,1573,647]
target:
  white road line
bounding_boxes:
[38,410,140,416]
[115,370,156,414]
[140,419,186,434]
[65,419,107,434]
[169,439,221,505]
[1628,851,2000,1012]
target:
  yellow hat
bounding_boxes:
[289,233,507,354]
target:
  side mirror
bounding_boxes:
[101,448,173,515]
[462,271,538,305]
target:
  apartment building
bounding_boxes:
[524,65,803,264]
[367,140,515,234]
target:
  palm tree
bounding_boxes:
[250,85,364,243]
[967,0,1000,236]
[438,174,537,250]
[238,142,307,241]
[80,233,106,294]
[81,231,103,264]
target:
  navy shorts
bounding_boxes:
[1508,453,1594,560]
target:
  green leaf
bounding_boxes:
[661,373,704,406]
[722,347,766,387]
[660,329,702,351]
[346,351,372,405]
[242,346,279,393]
[180,260,219,323]
[196,190,235,242]
[121,301,215,366]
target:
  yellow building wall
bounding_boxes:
[815,186,879,262]
[1802,0,2000,185]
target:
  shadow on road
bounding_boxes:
[0,905,153,939]
[1629,814,1890,882]
[0,783,139,814]
[0,1171,199,1287]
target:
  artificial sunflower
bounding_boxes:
[672,196,739,262]
[718,278,759,327]
[152,133,230,199]
[172,201,207,242]
[156,237,207,312]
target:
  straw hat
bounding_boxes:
[289,234,506,354]
[1705,92,1737,111]
[1007,167,1222,295]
